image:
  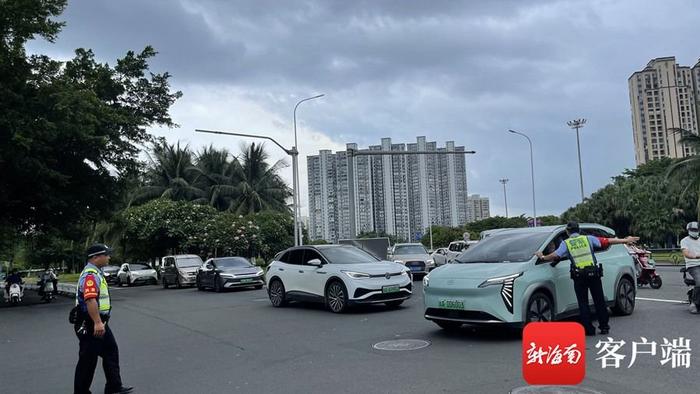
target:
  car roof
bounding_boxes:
[486,223,615,236]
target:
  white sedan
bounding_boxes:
[266,245,412,313]
[117,263,158,286]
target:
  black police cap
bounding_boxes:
[566,221,580,233]
[86,244,113,258]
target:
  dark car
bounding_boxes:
[196,257,265,292]
[102,265,120,285]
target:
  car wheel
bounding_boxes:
[525,292,554,323]
[612,276,635,316]
[384,300,404,308]
[162,277,169,289]
[650,275,662,289]
[176,275,183,289]
[435,320,462,331]
[325,281,348,313]
[214,276,222,293]
[196,278,204,291]
[268,279,287,307]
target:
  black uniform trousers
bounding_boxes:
[573,274,609,333]
[74,317,123,394]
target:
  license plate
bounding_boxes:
[240,278,253,283]
[439,299,465,310]
[410,266,421,271]
[382,285,400,294]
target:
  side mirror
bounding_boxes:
[307,259,323,267]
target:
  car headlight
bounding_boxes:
[255,268,264,276]
[220,273,236,278]
[104,272,111,277]
[423,275,429,288]
[425,259,435,266]
[477,272,522,288]
[394,260,405,264]
[342,271,371,279]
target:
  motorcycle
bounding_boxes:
[41,280,56,303]
[7,283,23,306]
[627,244,662,289]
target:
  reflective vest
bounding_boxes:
[76,266,111,314]
[564,235,595,269]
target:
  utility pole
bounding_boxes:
[499,178,509,218]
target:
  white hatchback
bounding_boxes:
[266,245,412,313]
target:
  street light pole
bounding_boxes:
[567,118,587,202]
[499,178,509,218]
[508,129,537,227]
[293,94,324,246]
[194,129,300,246]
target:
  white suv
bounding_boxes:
[266,245,412,313]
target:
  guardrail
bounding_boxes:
[648,248,684,265]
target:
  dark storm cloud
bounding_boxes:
[28,0,700,215]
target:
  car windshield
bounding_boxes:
[130,264,151,271]
[214,257,252,268]
[393,245,427,255]
[103,266,119,273]
[321,247,380,264]
[449,243,465,251]
[176,257,203,268]
[455,232,550,263]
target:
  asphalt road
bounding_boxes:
[1,266,698,394]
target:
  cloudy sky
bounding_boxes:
[28,0,700,218]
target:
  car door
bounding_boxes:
[272,249,304,293]
[300,249,328,297]
[199,260,213,287]
[547,232,579,313]
[163,257,176,284]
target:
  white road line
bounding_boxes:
[636,296,686,304]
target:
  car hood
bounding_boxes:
[219,266,261,275]
[176,267,199,273]
[132,269,156,274]
[429,262,527,279]
[391,254,430,261]
[335,261,406,275]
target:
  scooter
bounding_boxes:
[680,267,695,305]
[41,281,55,303]
[7,283,23,306]
[627,244,662,289]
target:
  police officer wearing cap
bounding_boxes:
[536,221,638,336]
[74,244,133,394]
[681,221,700,314]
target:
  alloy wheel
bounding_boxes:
[327,282,346,313]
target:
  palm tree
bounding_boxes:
[666,128,700,220]
[228,142,292,215]
[130,141,205,205]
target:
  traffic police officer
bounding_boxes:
[74,244,133,394]
[536,221,638,336]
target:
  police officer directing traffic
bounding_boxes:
[535,221,638,336]
[74,244,133,394]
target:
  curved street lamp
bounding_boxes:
[508,129,537,227]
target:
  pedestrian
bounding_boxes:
[535,221,639,336]
[680,221,700,314]
[74,244,133,394]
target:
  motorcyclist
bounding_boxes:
[681,221,700,314]
[4,269,24,300]
[38,268,59,296]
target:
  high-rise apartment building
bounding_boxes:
[307,137,470,243]
[467,194,490,223]
[628,57,700,165]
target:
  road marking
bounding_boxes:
[636,296,686,304]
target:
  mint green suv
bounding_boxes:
[423,224,637,330]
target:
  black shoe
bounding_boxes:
[107,386,133,394]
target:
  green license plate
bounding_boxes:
[439,299,465,310]
[382,285,400,294]
[240,278,253,283]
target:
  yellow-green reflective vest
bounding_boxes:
[76,267,111,313]
[564,235,595,269]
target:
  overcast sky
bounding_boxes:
[28,0,700,218]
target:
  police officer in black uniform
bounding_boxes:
[74,244,133,394]
[536,221,638,336]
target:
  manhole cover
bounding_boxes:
[372,339,430,351]
[510,386,605,394]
